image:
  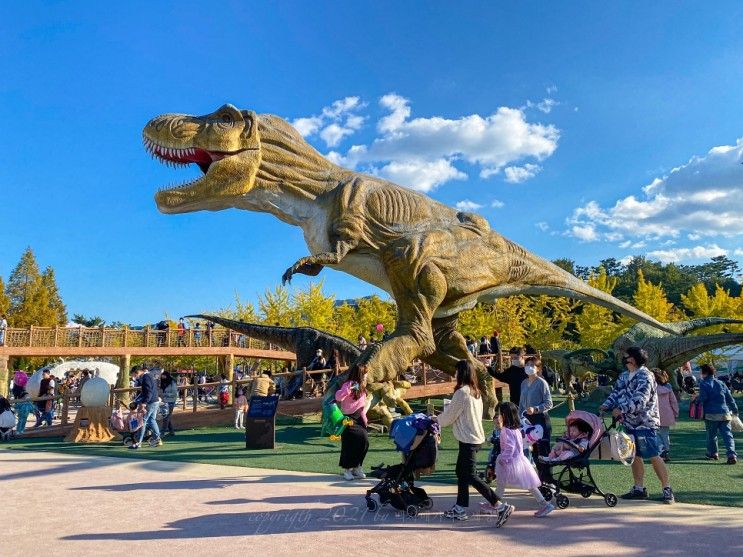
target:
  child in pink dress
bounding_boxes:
[494,401,554,518]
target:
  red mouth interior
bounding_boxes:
[144,138,234,173]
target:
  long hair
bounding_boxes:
[496,401,520,430]
[454,360,480,399]
[160,371,173,390]
[347,364,367,399]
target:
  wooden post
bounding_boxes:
[61,390,70,425]
[28,325,34,347]
[53,325,59,347]
[144,326,149,347]
[117,354,131,404]
[123,326,129,348]
[193,379,198,413]
[78,326,83,347]
[568,393,576,412]
[226,353,235,405]
[0,355,9,398]
[423,363,428,386]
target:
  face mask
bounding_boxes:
[511,359,521,367]
[524,365,536,376]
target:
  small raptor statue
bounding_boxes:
[144,104,677,416]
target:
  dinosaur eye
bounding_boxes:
[221,113,233,124]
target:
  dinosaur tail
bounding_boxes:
[185,315,296,349]
[651,333,743,370]
[492,240,677,335]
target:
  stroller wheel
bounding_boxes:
[420,498,434,510]
[604,493,618,507]
[406,504,419,517]
[581,488,593,498]
[555,494,570,509]
[366,497,379,512]
[539,485,553,501]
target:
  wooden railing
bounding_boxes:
[0,326,285,352]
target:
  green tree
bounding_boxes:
[72,314,105,327]
[41,267,67,325]
[633,269,678,322]
[0,276,10,318]
[6,247,42,323]
[575,266,629,347]
[522,295,577,350]
[257,285,296,326]
[355,295,396,339]
[292,281,335,330]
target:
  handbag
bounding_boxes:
[689,400,705,420]
[609,427,635,466]
[731,415,743,433]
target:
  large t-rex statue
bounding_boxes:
[143,103,676,415]
[543,317,743,394]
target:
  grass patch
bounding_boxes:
[3,395,742,508]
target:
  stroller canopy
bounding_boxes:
[565,410,604,447]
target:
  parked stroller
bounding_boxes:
[538,410,622,509]
[365,413,439,517]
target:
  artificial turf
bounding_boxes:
[3,394,742,508]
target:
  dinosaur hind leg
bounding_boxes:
[358,262,446,384]
[423,315,497,419]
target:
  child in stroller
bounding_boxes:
[539,418,591,463]
[110,402,148,447]
[365,413,439,517]
[538,410,620,509]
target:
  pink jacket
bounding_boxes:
[657,384,679,427]
[335,381,367,425]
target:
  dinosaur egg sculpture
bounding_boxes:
[80,376,111,407]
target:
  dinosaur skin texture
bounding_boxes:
[144,104,678,417]
[542,317,743,395]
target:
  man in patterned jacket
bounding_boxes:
[600,346,675,504]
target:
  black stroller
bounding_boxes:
[365,414,439,517]
[538,410,625,509]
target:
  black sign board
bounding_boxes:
[245,395,280,449]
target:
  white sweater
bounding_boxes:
[437,386,485,444]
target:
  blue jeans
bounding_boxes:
[657,426,671,453]
[625,427,661,459]
[161,402,176,434]
[137,401,161,445]
[705,419,736,458]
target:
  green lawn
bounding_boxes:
[3,395,742,508]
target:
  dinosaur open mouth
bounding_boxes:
[143,136,247,177]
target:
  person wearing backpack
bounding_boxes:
[600,346,675,504]
[693,364,738,464]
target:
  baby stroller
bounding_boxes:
[365,413,439,517]
[538,410,620,509]
[110,404,152,447]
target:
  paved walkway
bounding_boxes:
[1,450,741,556]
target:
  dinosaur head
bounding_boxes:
[143,104,261,213]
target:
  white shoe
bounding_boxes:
[342,469,354,481]
[352,466,366,479]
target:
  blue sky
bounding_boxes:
[2,2,742,325]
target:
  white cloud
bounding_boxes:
[455,199,483,211]
[503,163,542,184]
[491,199,505,209]
[376,159,466,193]
[291,96,366,147]
[294,93,560,192]
[535,221,549,231]
[619,240,632,249]
[571,225,599,242]
[734,248,743,256]
[646,244,728,263]
[619,255,634,265]
[567,138,743,240]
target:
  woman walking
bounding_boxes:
[653,368,678,462]
[694,364,738,464]
[335,364,370,480]
[436,360,513,526]
[160,371,178,436]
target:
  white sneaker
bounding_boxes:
[478,501,499,515]
[342,469,354,481]
[352,466,366,479]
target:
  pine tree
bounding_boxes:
[6,247,42,320]
[0,277,10,318]
[41,267,67,325]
